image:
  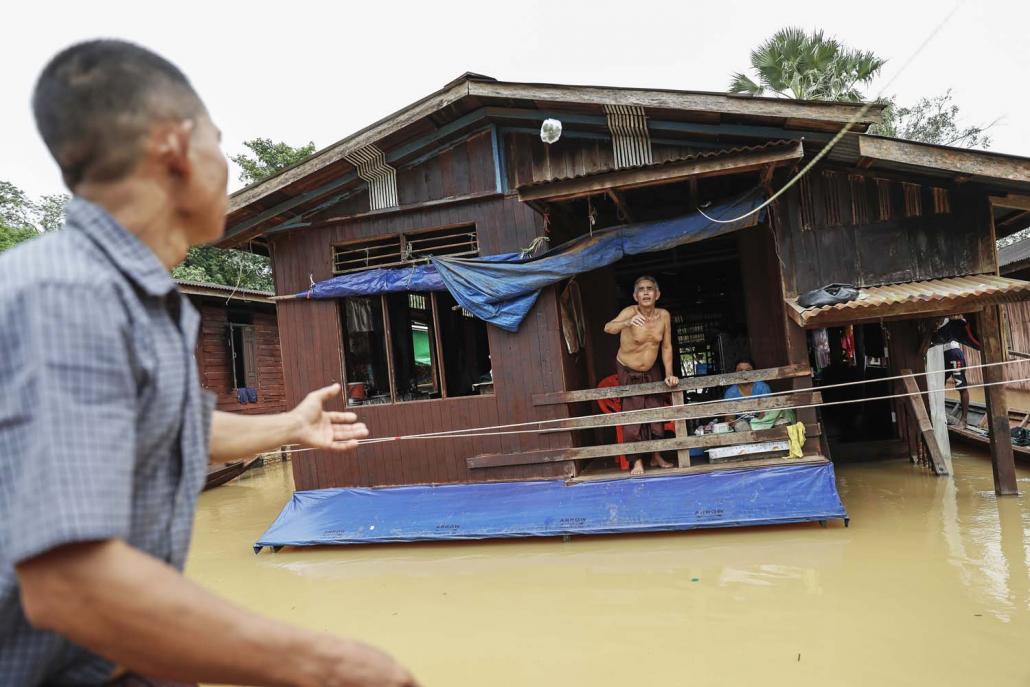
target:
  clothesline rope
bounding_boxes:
[347,358,1026,443]
[268,368,1027,454]
[352,372,1030,444]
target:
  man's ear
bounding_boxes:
[150,119,195,180]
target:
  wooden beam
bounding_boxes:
[859,135,1030,184]
[899,370,948,475]
[990,194,1030,212]
[469,81,883,126]
[534,363,811,405]
[430,292,447,399]
[518,143,804,203]
[980,306,1019,495]
[468,423,822,468]
[551,392,822,432]
[568,455,829,482]
[670,390,689,467]
[997,210,1030,232]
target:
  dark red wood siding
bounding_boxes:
[271,191,574,489]
[191,298,287,415]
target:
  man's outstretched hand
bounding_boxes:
[290,383,369,451]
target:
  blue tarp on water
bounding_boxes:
[299,190,765,332]
[254,461,846,550]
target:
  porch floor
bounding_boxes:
[570,455,830,483]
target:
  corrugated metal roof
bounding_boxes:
[175,279,275,303]
[786,275,1030,327]
[999,238,1030,268]
[175,279,273,296]
[518,139,800,189]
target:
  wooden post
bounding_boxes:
[671,390,690,467]
[900,369,948,475]
[784,319,820,456]
[980,305,1019,495]
[925,346,954,475]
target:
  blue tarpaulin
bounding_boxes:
[299,190,765,331]
[254,461,846,550]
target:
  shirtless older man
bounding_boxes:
[604,275,679,475]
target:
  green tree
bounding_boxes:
[173,137,314,291]
[0,180,71,253]
[729,27,885,101]
[1,180,37,230]
[871,90,993,149]
[230,138,315,186]
[172,245,273,291]
[35,193,70,231]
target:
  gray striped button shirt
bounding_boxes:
[0,198,216,685]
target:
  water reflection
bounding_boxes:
[187,450,1030,686]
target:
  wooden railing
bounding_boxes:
[469,364,820,470]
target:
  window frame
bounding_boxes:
[335,224,493,406]
[227,321,258,391]
[330,222,479,275]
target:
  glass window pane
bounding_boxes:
[436,291,492,397]
[341,296,391,405]
[387,292,441,401]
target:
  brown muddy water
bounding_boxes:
[186,450,1030,686]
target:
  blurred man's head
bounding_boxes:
[33,40,227,245]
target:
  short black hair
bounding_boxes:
[33,39,205,188]
[735,357,755,369]
[633,275,659,291]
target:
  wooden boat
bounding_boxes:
[943,399,1030,464]
[204,456,262,491]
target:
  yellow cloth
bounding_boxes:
[786,422,806,459]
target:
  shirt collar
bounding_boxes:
[66,197,178,298]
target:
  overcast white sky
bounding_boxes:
[2,0,1026,200]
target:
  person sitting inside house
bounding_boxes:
[930,315,982,427]
[603,275,679,475]
[723,358,795,431]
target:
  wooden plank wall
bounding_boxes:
[959,301,1030,393]
[192,300,287,415]
[777,170,995,298]
[271,194,573,490]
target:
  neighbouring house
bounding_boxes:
[177,280,286,415]
[215,73,1030,497]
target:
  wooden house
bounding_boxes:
[177,280,286,415]
[217,74,1030,496]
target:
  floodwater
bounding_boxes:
[186,450,1030,686]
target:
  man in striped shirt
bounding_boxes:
[0,40,418,686]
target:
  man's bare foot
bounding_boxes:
[630,459,645,475]
[651,454,674,469]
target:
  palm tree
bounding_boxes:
[729,27,885,101]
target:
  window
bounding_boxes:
[340,291,492,405]
[342,296,391,403]
[227,309,258,391]
[338,227,491,404]
[332,225,478,274]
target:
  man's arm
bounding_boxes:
[662,311,679,387]
[604,306,642,334]
[209,383,368,463]
[17,539,416,687]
